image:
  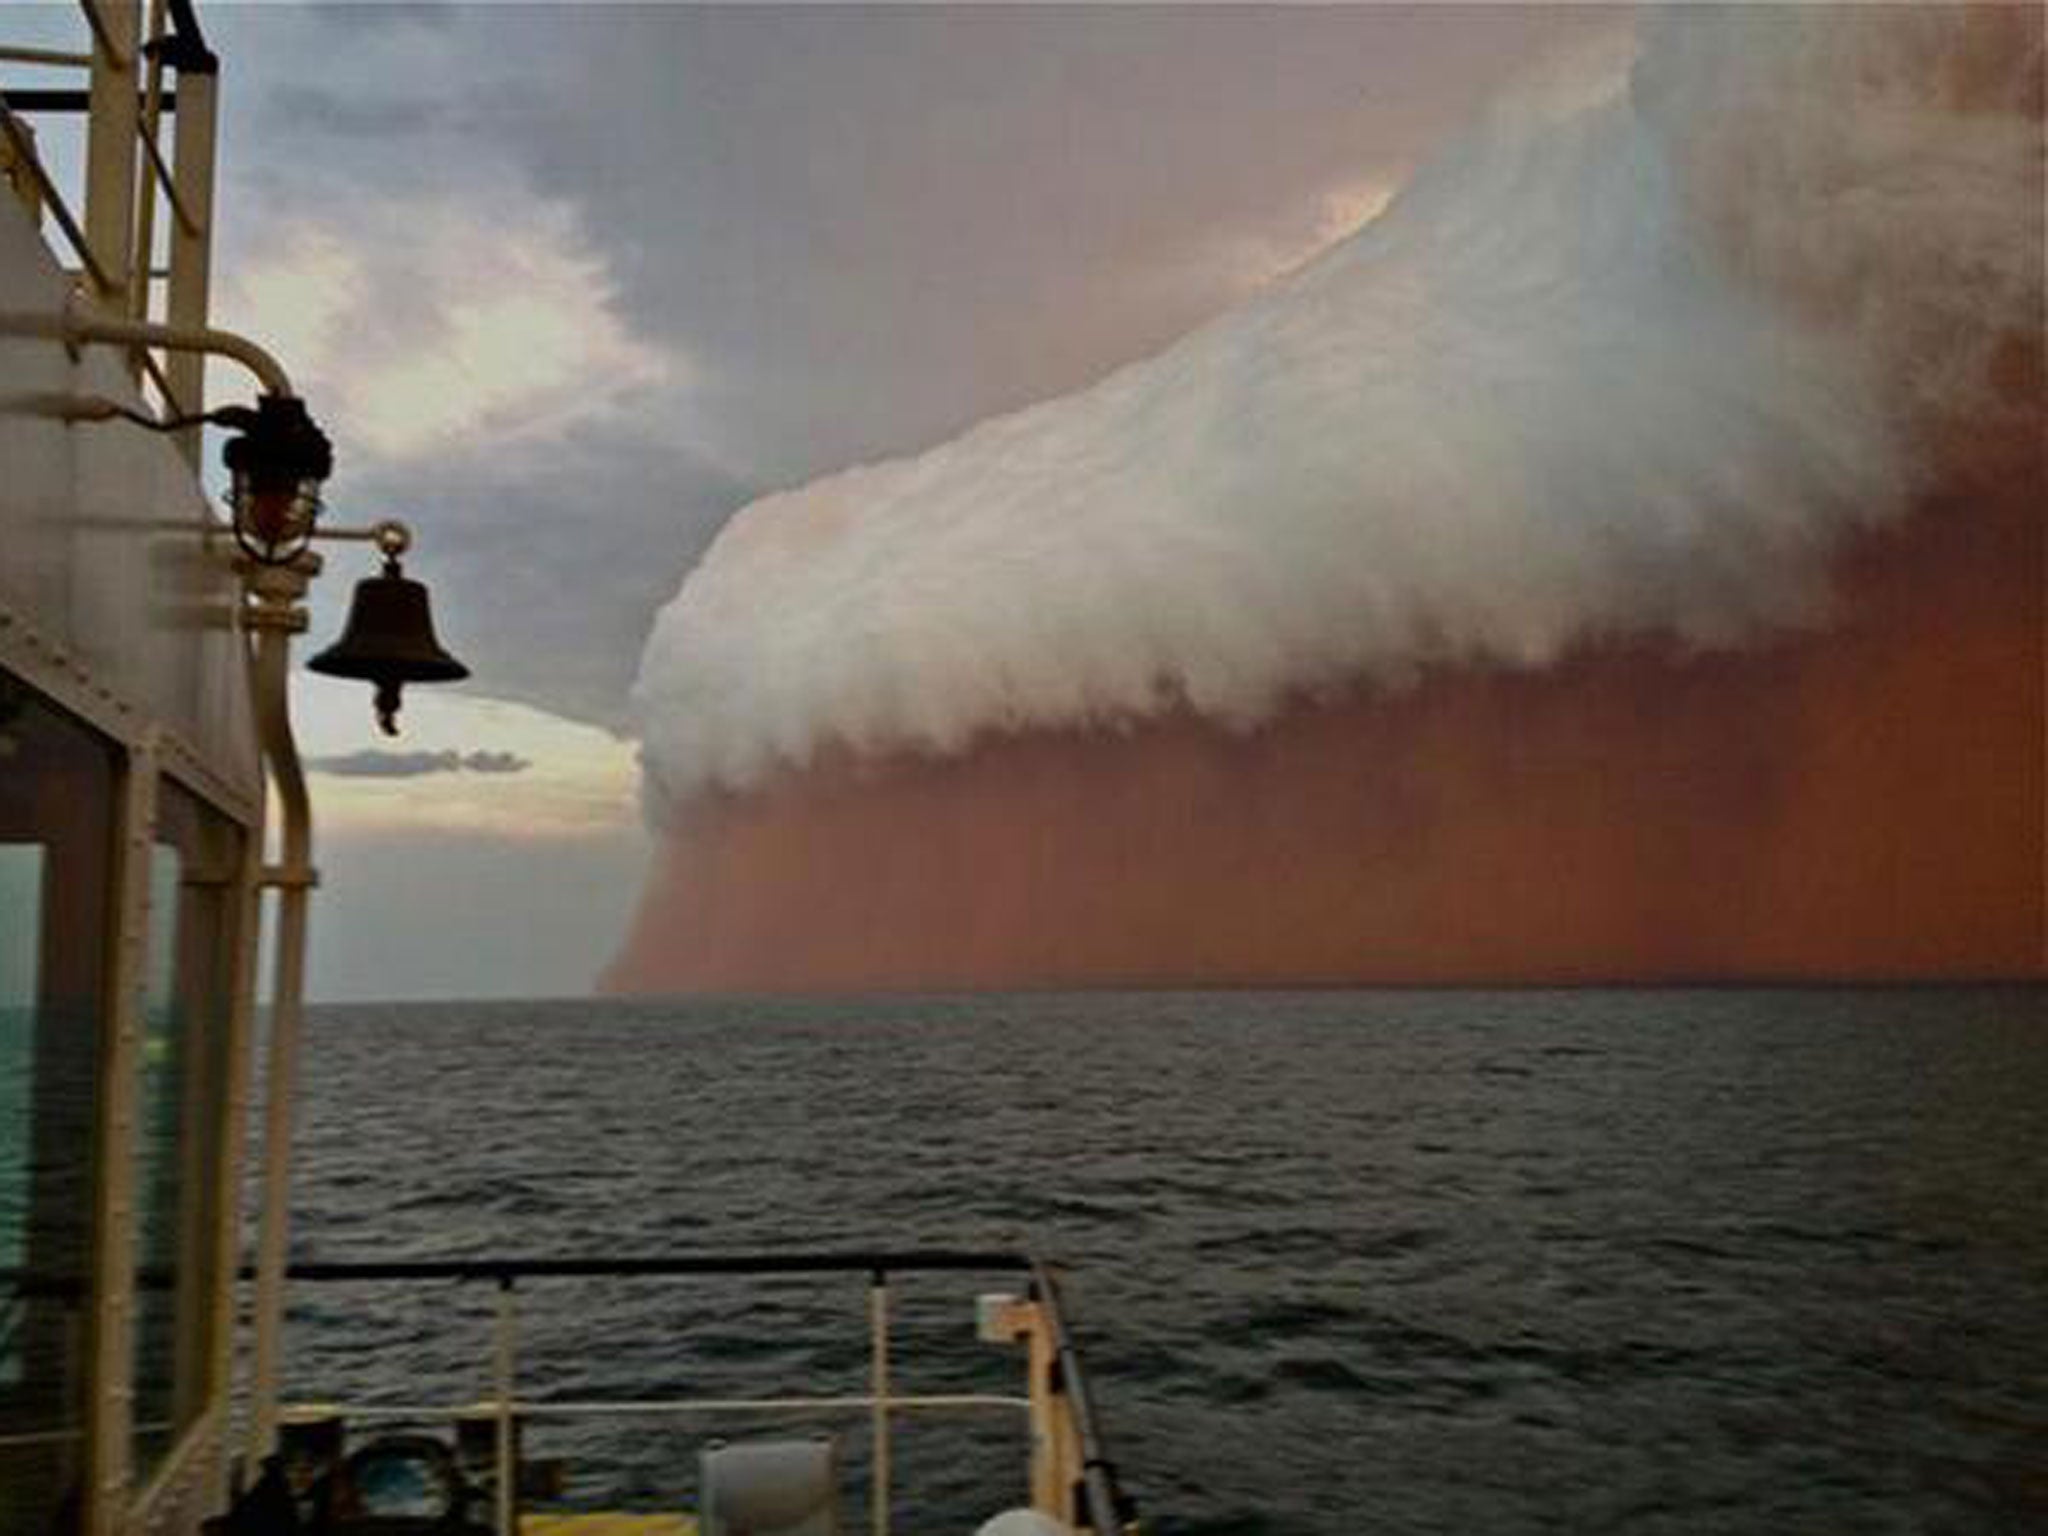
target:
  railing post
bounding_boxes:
[0,111,42,221]
[162,13,218,464]
[82,0,140,317]
[1029,1266,1125,1536]
[493,1278,517,1536]
[128,0,166,329]
[1021,1301,1071,1522]
[245,553,319,1466]
[868,1270,890,1536]
[84,732,158,1536]
[206,827,263,1509]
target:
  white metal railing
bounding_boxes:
[256,1252,1136,1536]
[0,0,219,461]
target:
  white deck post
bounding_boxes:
[494,1279,518,1536]
[82,0,140,317]
[869,1273,891,1536]
[163,29,219,465]
[86,732,158,1536]
[244,553,319,1465]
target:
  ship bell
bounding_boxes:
[309,553,469,735]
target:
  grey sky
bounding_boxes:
[174,3,1619,998]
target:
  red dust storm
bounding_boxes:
[608,382,2043,991]
[607,11,2045,992]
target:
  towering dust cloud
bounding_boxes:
[607,8,2046,991]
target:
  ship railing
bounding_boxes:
[247,1250,1137,1536]
[0,0,219,459]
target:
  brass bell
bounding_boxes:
[309,550,469,735]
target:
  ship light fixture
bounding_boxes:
[5,302,471,736]
[212,399,468,733]
[217,394,333,565]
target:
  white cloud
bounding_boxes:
[632,7,2041,806]
[218,195,673,465]
[1211,178,1401,292]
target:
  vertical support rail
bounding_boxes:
[493,1279,517,1536]
[244,554,318,1465]
[205,826,263,1507]
[1019,1302,1071,1521]
[128,0,167,330]
[85,731,158,1536]
[161,0,220,465]
[82,0,140,316]
[868,1270,890,1536]
[1029,1265,1125,1536]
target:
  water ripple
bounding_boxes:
[273,987,2048,1536]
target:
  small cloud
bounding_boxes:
[308,750,462,778]
[308,749,532,778]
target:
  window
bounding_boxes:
[0,675,118,1536]
[130,782,242,1485]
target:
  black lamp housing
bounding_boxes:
[218,394,333,564]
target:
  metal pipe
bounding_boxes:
[0,46,96,68]
[312,518,411,550]
[243,555,317,1465]
[0,298,296,398]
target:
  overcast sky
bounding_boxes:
[29,2,1621,999]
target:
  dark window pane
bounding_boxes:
[0,674,117,1536]
[131,782,240,1484]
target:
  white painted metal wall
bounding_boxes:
[0,190,258,811]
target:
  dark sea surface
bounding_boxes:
[279,989,2048,1535]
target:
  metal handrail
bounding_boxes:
[259,1250,1031,1283]
[136,339,181,414]
[233,1250,1137,1536]
[136,106,198,234]
[0,45,96,68]
[0,100,117,291]
[300,1394,1032,1423]
[0,0,215,428]
[77,0,130,68]
[1032,1261,1133,1536]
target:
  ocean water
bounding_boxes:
[276,990,2047,1535]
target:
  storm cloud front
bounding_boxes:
[607,7,2045,991]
